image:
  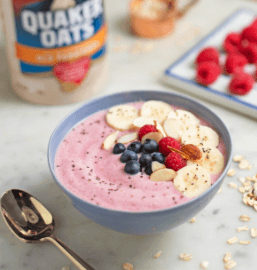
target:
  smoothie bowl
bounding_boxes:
[48,90,232,235]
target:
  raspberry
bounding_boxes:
[251,18,257,29]
[138,125,157,141]
[225,53,248,74]
[165,152,187,171]
[228,72,254,96]
[241,26,257,44]
[240,42,257,64]
[196,61,221,85]
[195,47,220,65]
[159,137,181,156]
[223,32,241,53]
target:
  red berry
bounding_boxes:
[228,72,254,96]
[159,137,181,156]
[138,125,158,141]
[251,18,257,29]
[223,32,241,53]
[195,47,220,65]
[225,53,248,74]
[240,42,257,64]
[241,26,257,44]
[165,152,187,171]
[196,61,221,85]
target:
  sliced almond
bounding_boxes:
[150,168,176,182]
[163,118,181,139]
[102,131,119,150]
[181,144,202,160]
[152,161,166,172]
[154,120,167,137]
[117,132,137,144]
[167,146,190,160]
[132,116,155,128]
[141,132,163,143]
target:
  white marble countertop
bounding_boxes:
[0,0,257,269]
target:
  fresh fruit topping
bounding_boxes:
[145,163,153,175]
[187,146,224,174]
[141,132,163,144]
[124,160,141,175]
[173,164,211,197]
[167,146,190,160]
[195,47,220,65]
[225,53,248,74]
[139,154,152,167]
[240,42,257,63]
[165,152,187,171]
[138,124,158,141]
[113,143,126,154]
[228,72,254,96]
[152,152,165,164]
[159,137,181,156]
[167,109,200,129]
[142,139,159,153]
[140,100,174,124]
[154,120,167,137]
[181,125,219,148]
[132,116,155,128]
[106,105,139,131]
[120,150,138,163]
[150,168,176,182]
[102,131,119,150]
[223,32,241,53]
[196,61,221,85]
[241,25,257,44]
[151,161,166,172]
[117,132,138,144]
[163,118,181,139]
[127,141,143,153]
[181,144,202,160]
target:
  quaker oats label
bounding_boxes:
[12,0,107,91]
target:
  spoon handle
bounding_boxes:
[46,236,96,270]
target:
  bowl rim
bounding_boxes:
[48,89,233,215]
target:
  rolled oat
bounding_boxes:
[227,237,238,244]
[179,253,193,261]
[239,215,250,222]
[225,260,236,269]
[223,252,232,263]
[251,228,257,238]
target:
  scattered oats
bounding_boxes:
[239,186,245,193]
[200,261,209,269]
[242,181,251,186]
[239,215,250,222]
[237,226,249,232]
[218,187,223,193]
[233,155,244,162]
[251,228,257,238]
[252,174,257,182]
[247,165,253,170]
[153,251,162,258]
[239,240,250,245]
[61,267,70,270]
[223,252,232,263]
[254,205,257,211]
[227,237,238,244]
[179,253,193,261]
[113,45,129,52]
[238,177,246,183]
[243,197,250,206]
[225,260,236,269]
[239,159,250,169]
[123,263,133,270]
[244,185,253,192]
[246,176,252,181]
[189,217,196,223]
[227,169,236,176]
[228,182,237,188]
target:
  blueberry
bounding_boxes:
[124,160,141,175]
[127,141,142,153]
[145,163,152,175]
[139,154,152,167]
[113,143,126,154]
[120,150,138,163]
[152,152,165,164]
[142,139,159,153]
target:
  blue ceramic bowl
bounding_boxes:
[48,90,232,235]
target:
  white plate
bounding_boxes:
[163,9,257,119]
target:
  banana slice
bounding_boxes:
[167,109,200,126]
[102,131,119,150]
[106,105,139,131]
[181,125,219,147]
[173,164,211,197]
[187,146,224,174]
[132,117,155,128]
[140,100,174,124]
[163,118,183,139]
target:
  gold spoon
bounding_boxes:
[0,189,95,270]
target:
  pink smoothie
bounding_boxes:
[55,102,226,212]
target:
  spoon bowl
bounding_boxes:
[1,189,95,270]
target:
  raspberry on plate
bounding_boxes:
[240,42,257,64]
[223,32,241,53]
[195,47,220,65]
[228,72,254,96]
[165,152,187,171]
[196,61,221,85]
[138,125,158,141]
[225,53,248,74]
[241,25,257,44]
[159,137,181,156]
